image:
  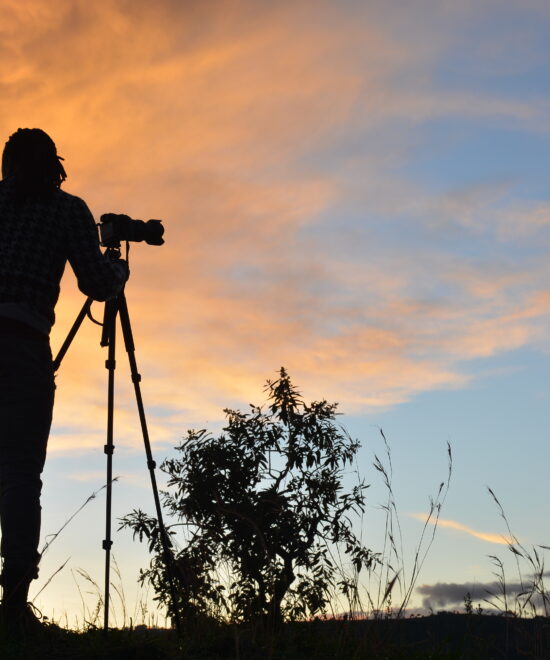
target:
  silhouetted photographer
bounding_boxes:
[0,128,127,635]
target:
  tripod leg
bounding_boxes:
[52,297,93,372]
[116,293,182,636]
[102,299,118,633]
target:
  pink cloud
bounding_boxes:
[410,513,513,545]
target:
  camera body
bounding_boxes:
[99,213,164,248]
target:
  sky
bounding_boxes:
[2,0,550,624]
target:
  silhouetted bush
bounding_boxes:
[121,368,374,628]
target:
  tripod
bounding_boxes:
[53,268,181,635]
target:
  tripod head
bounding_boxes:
[104,244,129,268]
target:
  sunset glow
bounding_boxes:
[2,0,550,623]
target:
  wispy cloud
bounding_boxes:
[409,513,513,545]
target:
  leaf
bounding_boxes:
[382,572,400,605]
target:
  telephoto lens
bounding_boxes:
[99,213,164,248]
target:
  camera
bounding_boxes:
[99,213,164,248]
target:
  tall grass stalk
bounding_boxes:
[483,487,550,617]
[32,479,119,604]
[365,430,452,618]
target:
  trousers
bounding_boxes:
[0,325,54,600]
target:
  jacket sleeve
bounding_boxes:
[65,196,127,301]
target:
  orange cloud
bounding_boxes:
[409,513,513,545]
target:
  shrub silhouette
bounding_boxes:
[121,368,374,626]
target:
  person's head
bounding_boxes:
[2,128,67,197]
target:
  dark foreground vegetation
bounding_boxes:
[1,614,550,660]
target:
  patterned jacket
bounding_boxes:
[0,177,126,332]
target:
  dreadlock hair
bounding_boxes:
[2,128,67,200]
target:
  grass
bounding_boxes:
[482,487,550,618]
[2,614,550,659]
